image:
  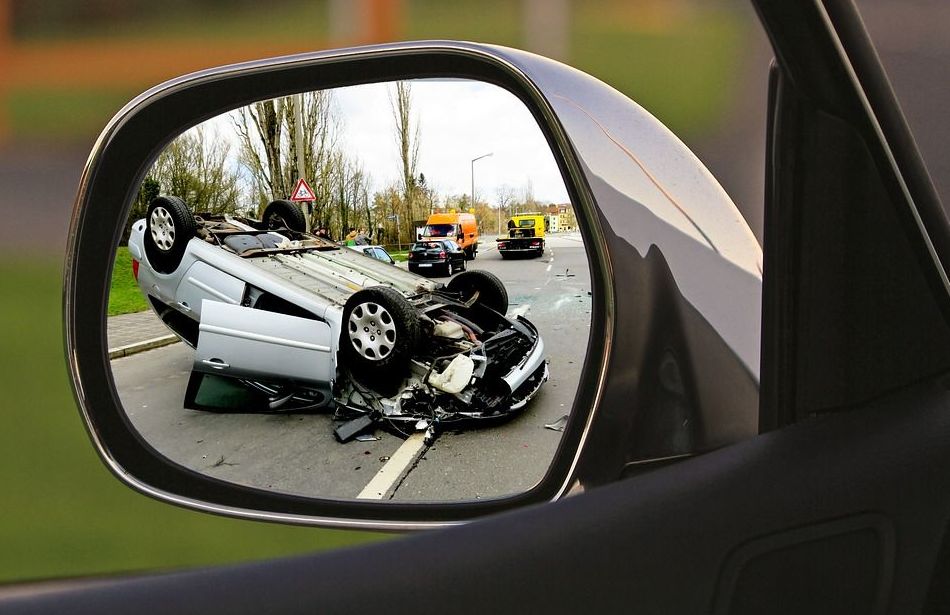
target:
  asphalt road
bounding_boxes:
[111,233,592,502]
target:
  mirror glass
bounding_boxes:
[107,78,591,502]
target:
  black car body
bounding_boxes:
[407,239,467,277]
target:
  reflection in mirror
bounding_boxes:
[107,79,590,502]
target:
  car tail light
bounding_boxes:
[132,258,140,281]
[439,251,446,259]
[408,252,414,260]
[498,242,507,249]
[531,240,540,247]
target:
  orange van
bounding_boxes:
[420,212,479,259]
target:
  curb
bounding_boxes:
[109,335,179,360]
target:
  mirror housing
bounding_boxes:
[66,41,761,528]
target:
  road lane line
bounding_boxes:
[357,433,427,500]
[546,263,552,272]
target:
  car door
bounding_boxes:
[192,300,335,387]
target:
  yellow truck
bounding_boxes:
[497,213,547,258]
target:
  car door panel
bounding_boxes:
[174,260,246,317]
[194,300,334,386]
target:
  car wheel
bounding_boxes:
[143,195,196,274]
[446,261,454,276]
[261,199,306,232]
[447,270,509,314]
[460,259,467,272]
[341,286,420,384]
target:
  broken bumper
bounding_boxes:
[501,317,546,395]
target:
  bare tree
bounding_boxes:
[390,81,421,242]
[371,183,405,246]
[418,172,437,216]
[151,126,241,214]
[234,91,339,221]
[495,183,516,233]
[126,126,240,242]
[234,98,288,207]
[519,179,538,214]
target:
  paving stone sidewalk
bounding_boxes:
[107,310,178,357]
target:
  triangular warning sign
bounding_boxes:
[290,178,317,202]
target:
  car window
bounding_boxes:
[423,223,456,237]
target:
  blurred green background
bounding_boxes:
[0,0,766,586]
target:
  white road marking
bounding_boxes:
[546,263,553,272]
[357,433,427,500]
[507,304,531,318]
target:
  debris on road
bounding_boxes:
[544,415,569,432]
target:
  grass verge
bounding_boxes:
[108,246,148,316]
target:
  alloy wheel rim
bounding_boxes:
[150,207,176,252]
[348,302,397,360]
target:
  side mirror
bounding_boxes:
[65,42,761,529]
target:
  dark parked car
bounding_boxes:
[407,239,467,277]
[8,2,950,613]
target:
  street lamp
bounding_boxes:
[470,152,493,213]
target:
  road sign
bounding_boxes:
[290,178,316,202]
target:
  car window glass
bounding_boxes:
[107,78,592,504]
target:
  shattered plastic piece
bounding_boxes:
[544,415,569,432]
[335,415,374,443]
[355,434,380,442]
[427,354,475,394]
[415,419,430,431]
[433,320,465,339]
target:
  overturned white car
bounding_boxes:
[127,196,548,443]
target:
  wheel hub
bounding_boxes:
[150,207,176,252]
[347,302,396,360]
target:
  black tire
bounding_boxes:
[445,261,454,277]
[447,270,509,314]
[340,286,420,383]
[463,246,475,261]
[460,258,467,272]
[143,195,196,274]
[261,199,306,232]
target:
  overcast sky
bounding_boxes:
[199,78,570,207]
[331,79,570,205]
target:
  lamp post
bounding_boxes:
[470,152,493,213]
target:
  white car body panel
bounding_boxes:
[195,300,335,387]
